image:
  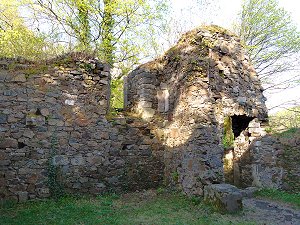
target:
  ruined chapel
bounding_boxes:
[0,26,293,202]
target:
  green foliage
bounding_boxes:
[100,0,116,65]
[74,0,91,50]
[222,116,234,149]
[203,25,234,36]
[110,78,124,109]
[236,0,300,78]
[34,0,170,69]
[0,0,46,60]
[255,189,300,208]
[202,37,216,48]
[223,157,234,184]
[0,0,65,60]
[268,106,300,132]
[0,27,46,60]
[219,70,225,77]
[21,65,49,78]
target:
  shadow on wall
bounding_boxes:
[222,112,294,191]
[234,129,300,191]
[1,25,281,202]
[0,54,163,202]
[125,26,269,196]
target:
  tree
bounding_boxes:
[101,0,116,65]
[0,0,47,60]
[31,0,169,66]
[74,0,91,50]
[33,0,92,50]
[236,0,300,79]
[269,105,300,132]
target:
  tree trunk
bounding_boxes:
[102,0,115,65]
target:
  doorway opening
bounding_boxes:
[223,115,254,184]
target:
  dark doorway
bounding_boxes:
[231,115,254,138]
[223,115,254,184]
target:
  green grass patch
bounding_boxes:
[276,127,299,138]
[0,195,117,225]
[0,191,257,225]
[255,188,300,208]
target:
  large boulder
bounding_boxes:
[204,183,243,213]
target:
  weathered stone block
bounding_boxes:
[141,108,155,119]
[23,129,35,138]
[138,101,152,108]
[40,108,50,116]
[95,182,106,189]
[52,155,69,166]
[237,97,247,105]
[70,70,82,75]
[100,71,110,77]
[241,187,258,198]
[220,42,231,54]
[18,191,28,202]
[71,156,85,165]
[79,177,89,183]
[12,74,26,82]
[0,138,18,149]
[26,115,45,126]
[99,79,108,85]
[48,119,64,126]
[37,188,50,198]
[204,184,243,213]
[0,114,7,124]
[0,160,11,166]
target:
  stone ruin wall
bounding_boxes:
[0,55,164,202]
[1,26,299,203]
[125,26,287,195]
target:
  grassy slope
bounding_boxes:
[255,189,300,208]
[0,192,254,225]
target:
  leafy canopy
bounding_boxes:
[0,0,47,60]
[236,0,300,79]
[33,0,169,66]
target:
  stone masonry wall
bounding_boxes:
[126,25,269,195]
[238,129,300,191]
[1,26,294,202]
[0,54,164,202]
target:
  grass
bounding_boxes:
[0,195,117,225]
[0,191,256,225]
[255,188,300,208]
[275,127,299,138]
